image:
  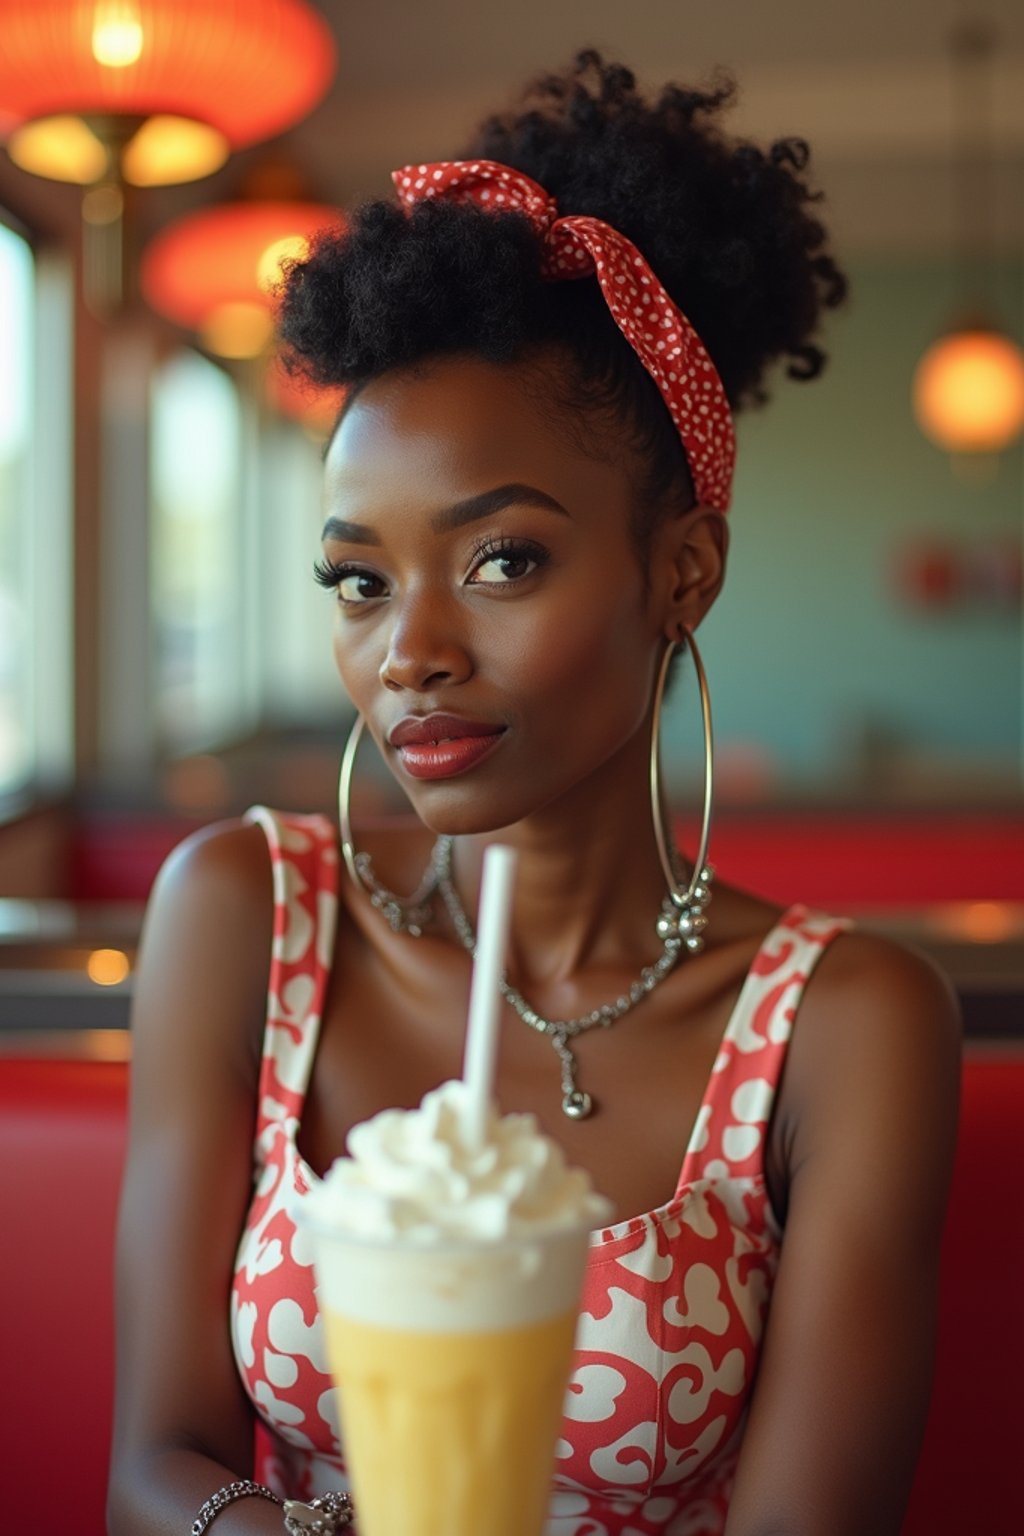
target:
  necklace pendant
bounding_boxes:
[434,836,708,1122]
[562,1089,593,1120]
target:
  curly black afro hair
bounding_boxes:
[278,50,847,523]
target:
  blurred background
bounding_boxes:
[1,0,1023,1043]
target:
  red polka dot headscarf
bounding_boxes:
[392,159,736,513]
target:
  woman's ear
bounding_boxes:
[656,505,729,639]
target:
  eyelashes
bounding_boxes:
[467,535,550,584]
[312,535,550,602]
[312,555,352,590]
[312,558,388,605]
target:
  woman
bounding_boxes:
[109,53,961,1536]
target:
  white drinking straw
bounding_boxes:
[461,843,518,1149]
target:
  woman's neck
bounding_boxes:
[447,720,681,988]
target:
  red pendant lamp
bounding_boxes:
[0,0,336,187]
[143,193,347,432]
[142,197,343,357]
[265,352,347,436]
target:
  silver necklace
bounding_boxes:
[348,847,439,937]
[432,836,713,1120]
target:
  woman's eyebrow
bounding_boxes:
[320,482,570,545]
[431,482,570,531]
[320,516,380,545]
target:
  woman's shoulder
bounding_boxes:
[153,804,340,896]
[147,817,274,936]
[705,883,961,1159]
[158,812,270,883]
[137,817,276,1059]
[800,921,962,1042]
[705,880,959,1020]
[780,920,962,1173]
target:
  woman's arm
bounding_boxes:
[107,819,286,1536]
[724,931,962,1536]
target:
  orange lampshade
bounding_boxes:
[141,200,342,356]
[0,0,335,185]
[913,328,1024,454]
[265,353,347,436]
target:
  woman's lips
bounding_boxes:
[396,730,506,780]
[386,714,507,781]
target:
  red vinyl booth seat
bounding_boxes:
[0,1054,1019,1535]
[0,1059,129,1535]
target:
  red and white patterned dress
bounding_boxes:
[231,806,851,1535]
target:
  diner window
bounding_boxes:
[0,221,35,799]
[255,413,345,724]
[0,218,71,808]
[150,349,250,752]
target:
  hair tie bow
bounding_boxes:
[392,159,735,513]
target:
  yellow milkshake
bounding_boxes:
[323,1310,579,1536]
[299,1079,611,1536]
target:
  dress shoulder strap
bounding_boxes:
[243,805,340,1149]
[678,903,853,1189]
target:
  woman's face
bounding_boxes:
[320,353,686,835]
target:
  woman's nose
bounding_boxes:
[379,591,474,693]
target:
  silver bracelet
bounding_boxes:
[282,1494,354,1536]
[191,1481,280,1535]
[191,1481,353,1536]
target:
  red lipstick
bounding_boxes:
[388,714,506,781]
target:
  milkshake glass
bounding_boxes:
[298,1079,610,1536]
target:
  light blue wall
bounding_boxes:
[665,259,1023,789]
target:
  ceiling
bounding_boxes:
[320,0,1024,81]
[297,0,1024,258]
[1,0,1022,258]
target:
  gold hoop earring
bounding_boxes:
[650,627,714,949]
[337,712,439,935]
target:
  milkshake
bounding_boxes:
[300,1078,611,1536]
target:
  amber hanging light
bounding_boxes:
[0,0,336,188]
[141,198,343,357]
[911,17,1024,457]
[914,328,1024,454]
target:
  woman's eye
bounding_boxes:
[338,571,387,603]
[314,558,388,603]
[469,545,543,584]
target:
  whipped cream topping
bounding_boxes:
[304,1080,611,1244]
